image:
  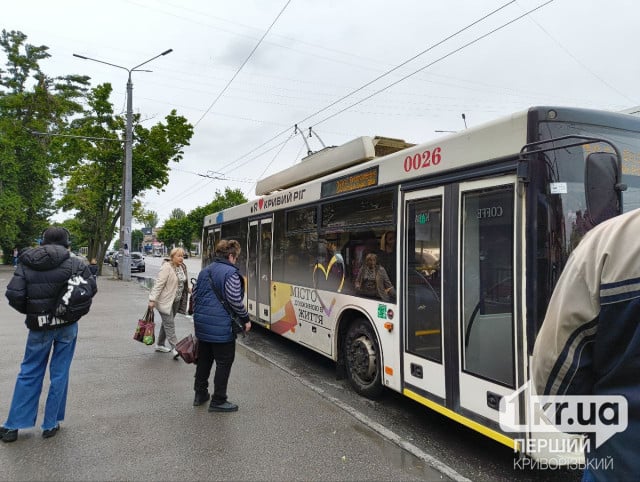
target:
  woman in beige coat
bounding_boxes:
[148,248,190,357]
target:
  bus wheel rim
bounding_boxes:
[352,335,376,380]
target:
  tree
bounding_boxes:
[137,209,159,229]
[57,83,193,267]
[60,218,89,253]
[156,188,247,253]
[156,217,186,250]
[0,30,88,261]
[131,229,144,253]
[185,188,247,241]
[170,208,186,220]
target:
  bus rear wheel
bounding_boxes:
[344,319,383,399]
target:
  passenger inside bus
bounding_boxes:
[376,230,396,285]
[314,239,345,292]
[354,252,395,302]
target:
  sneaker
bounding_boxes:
[42,425,59,439]
[154,345,171,353]
[171,348,179,359]
[208,401,238,413]
[193,392,210,406]
[0,427,18,443]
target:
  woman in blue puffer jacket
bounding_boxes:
[192,239,251,412]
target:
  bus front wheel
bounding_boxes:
[344,319,383,399]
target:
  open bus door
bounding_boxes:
[247,217,273,325]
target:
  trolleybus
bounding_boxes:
[201,106,640,459]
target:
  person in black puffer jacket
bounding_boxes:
[1,227,97,443]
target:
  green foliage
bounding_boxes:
[131,229,144,252]
[0,30,193,265]
[60,218,89,251]
[170,208,186,220]
[56,80,193,265]
[0,29,89,262]
[137,209,159,229]
[156,217,185,249]
[156,188,247,251]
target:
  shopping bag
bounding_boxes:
[175,334,198,364]
[134,308,155,345]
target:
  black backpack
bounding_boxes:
[54,265,94,322]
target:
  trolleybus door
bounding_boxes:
[403,188,446,399]
[247,218,273,325]
[204,226,220,267]
[458,176,521,426]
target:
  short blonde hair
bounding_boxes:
[169,247,185,261]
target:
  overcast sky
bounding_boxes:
[4,0,639,225]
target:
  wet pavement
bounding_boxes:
[0,265,459,481]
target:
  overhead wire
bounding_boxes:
[192,0,293,128]
[246,132,296,196]
[525,15,637,105]
[152,176,214,208]
[289,1,517,133]
[217,0,552,176]
[213,1,518,174]
[153,0,556,201]
[311,0,554,129]
[171,166,254,183]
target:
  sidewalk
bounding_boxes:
[0,265,448,481]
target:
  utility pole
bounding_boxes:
[73,49,173,281]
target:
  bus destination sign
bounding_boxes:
[321,166,379,198]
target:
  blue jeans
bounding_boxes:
[3,323,78,431]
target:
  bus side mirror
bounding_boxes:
[585,152,624,226]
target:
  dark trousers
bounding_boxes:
[194,340,235,404]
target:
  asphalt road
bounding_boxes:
[0,265,450,482]
[127,257,581,481]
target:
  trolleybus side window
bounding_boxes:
[204,228,217,267]
[247,223,258,301]
[318,191,395,297]
[461,185,515,387]
[222,220,247,278]
[273,207,317,287]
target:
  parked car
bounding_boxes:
[111,252,145,272]
[131,252,145,272]
[104,250,115,264]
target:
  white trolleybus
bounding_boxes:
[201,106,640,460]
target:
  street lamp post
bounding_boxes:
[73,49,172,281]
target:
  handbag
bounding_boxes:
[133,307,155,345]
[175,333,199,364]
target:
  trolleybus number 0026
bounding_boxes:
[403,147,442,172]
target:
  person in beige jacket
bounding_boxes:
[148,248,190,357]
